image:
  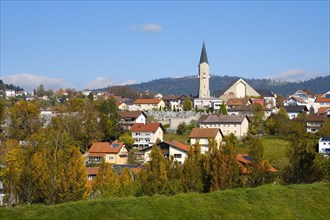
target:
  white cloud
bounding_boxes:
[130,23,162,33]
[2,73,68,92]
[275,69,306,81]
[142,24,162,32]
[85,77,114,89]
[121,80,137,85]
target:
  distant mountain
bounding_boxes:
[129,75,330,97]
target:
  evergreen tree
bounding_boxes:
[183,97,192,111]
[204,139,222,191]
[218,102,227,115]
[181,143,205,193]
[248,103,264,135]
[244,135,266,187]
[118,168,136,197]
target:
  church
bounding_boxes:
[193,42,222,110]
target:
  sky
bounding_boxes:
[1,1,329,91]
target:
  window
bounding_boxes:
[174,154,182,158]
[109,156,115,160]
[135,133,140,135]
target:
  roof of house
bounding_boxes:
[134,99,162,104]
[256,89,275,98]
[306,114,327,122]
[288,96,307,104]
[89,142,125,154]
[162,96,180,101]
[162,140,190,152]
[226,98,250,106]
[131,123,164,132]
[227,104,271,112]
[115,102,124,107]
[198,114,247,124]
[317,107,330,114]
[236,153,277,174]
[199,41,209,64]
[189,128,221,138]
[284,105,308,113]
[315,94,330,103]
[86,167,100,175]
[119,111,147,119]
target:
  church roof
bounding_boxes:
[199,42,209,65]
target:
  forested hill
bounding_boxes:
[0,79,24,91]
[129,75,330,97]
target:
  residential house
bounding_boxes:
[189,128,223,154]
[285,89,316,111]
[256,90,277,108]
[193,97,223,110]
[133,99,166,111]
[86,167,99,187]
[144,141,191,164]
[236,153,277,174]
[306,114,327,133]
[162,95,181,110]
[115,102,128,111]
[15,90,27,97]
[283,105,309,119]
[319,137,330,156]
[314,91,330,111]
[226,98,250,109]
[316,107,330,117]
[87,142,128,165]
[131,123,165,149]
[119,110,147,130]
[82,90,92,97]
[227,104,272,119]
[5,89,15,98]
[198,114,249,138]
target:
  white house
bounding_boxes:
[197,114,249,138]
[144,141,191,164]
[5,89,15,98]
[314,91,330,111]
[306,114,327,133]
[189,128,223,154]
[131,123,164,149]
[319,137,330,156]
[119,111,147,130]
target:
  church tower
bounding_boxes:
[198,42,210,98]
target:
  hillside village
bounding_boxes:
[0,43,329,206]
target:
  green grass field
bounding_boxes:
[261,136,290,170]
[1,182,329,220]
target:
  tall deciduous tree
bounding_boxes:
[248,103,264,135]
[183,97,192,111]
[218,102,227,115]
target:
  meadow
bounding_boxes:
[1,182,329,220]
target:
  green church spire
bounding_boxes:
[199,41,209,65]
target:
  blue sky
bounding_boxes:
[1,1,329,91]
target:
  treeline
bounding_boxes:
[129,75,330,96]
[0,80,24,92]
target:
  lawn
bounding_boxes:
[261,136,290,170]
[164,133,189,144]
[1,182,329,220]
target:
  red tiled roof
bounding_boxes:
[89,142,125,154]
[131,123,163,132]
[236,153,277,174]
[164,140,190,152]
[315,94,330,103]
[119,111,146,119]
[134,99,161,104]
[306,114,327,122]
[226,98,250,106]
[317,107,330,114]
[115,102,123,107]
[189,128,220,138]
[86,167,99,175]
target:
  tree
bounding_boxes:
[118,132,135,149]
[93,159,120,198]
[35,84,45,97]
[204,139,222,191]
[183,97,192,111]
[318,118,330,137]
[138,145,168,196]
[248,103,264,135]
[3,140,23,205]
[7,100,42,141]
[99,98,121,141]
[118,168,136,197]
[181,142,205,193]
[176,122,187,135]
[218,102,227,115]
[283,126,320,184]
[244,135,266,187]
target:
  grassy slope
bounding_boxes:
[261,136,290,170]
[1,182,329,220]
